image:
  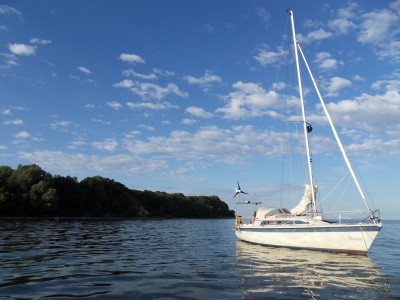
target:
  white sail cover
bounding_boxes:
[290,184,317,215]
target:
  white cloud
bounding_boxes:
[337,2,358,19]
[201,23,214,33]
[1,53,18,67]
[113,79,134,88]
[153,68,175,77]
[0,5,21,17]
[126,101,178,110]
[328,18,357,35]
[91,118,111,125]
[15,131,30,138]
[314,52,342,71]
[353,75,365,81]
[256,7,271,27]
[182,118,197,125]
[354,5,400,62]
[30,38,52,45]
[297,29,333,44]
[51,121,72,130]
[184,71,222,89]
[216,81,281,119]
[119,53,145,64]
[92,139,118,152]
[375,40,400,62]
[120,82,188,100]
[8,43,36,56]
[107,101,123,110]
[2,108,12,115]
[138,124,155,131]
[122,69,157,80]
[186,106,213,118]
[357,9,398,44]
[84,103,96,109]
[1,106,27,115]
[123,125,284,163]
[326,80,400,137]
[326,77,352,96]
[3,119,23,125]
[69,74,81,81]
[78,66,92,75]
[68,139,86,150]
[254,45,288,66]
[272,82,286,91]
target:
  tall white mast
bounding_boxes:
[288,10,317,214]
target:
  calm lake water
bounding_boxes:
[0,219,398,299]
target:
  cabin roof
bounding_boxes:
[256,207,292,219]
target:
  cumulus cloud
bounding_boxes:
[328,18,357,35]
[123,125,285,164]
[254,45,288,66]
[126,101,178,110]
[3,119,23,125]
[256,7,271,27]
[216,81,281,119]
[50,121,71,129]
[113,79,134,88]
[326,80,400,137]
[84,103,96,109]
[78,66,92,75]
[182,118,197,125]
[355,5,400,62]
[138,124,155,132]
[153,68,175,77]
[15,131,30,138]
[314,52,342,71]
[0,5,21,17]
[357,9,398,44]
[30,38,52,45]
[119,53,145,64]
[107,101,123,110]
[326,77,352,96]
[92,139,118,152]
[8,43,36,56]
[114,80,188,100]
[184,71,222,89]
[297,29,333,44]
[122,69,157,80]
[185,106,213,118]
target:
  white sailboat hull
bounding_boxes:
[235,223,382,254]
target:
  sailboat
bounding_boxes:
[234,10,382,255]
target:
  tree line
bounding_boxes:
[0,164,235,218]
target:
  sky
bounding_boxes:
[1,0,400,219]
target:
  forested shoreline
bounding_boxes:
[0,164,235,218]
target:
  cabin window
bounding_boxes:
[293,220,309,224]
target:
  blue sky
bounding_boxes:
[1,1,400,219]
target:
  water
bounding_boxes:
[0,219,398,299]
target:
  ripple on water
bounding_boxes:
[0,219,399,299]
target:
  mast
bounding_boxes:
[296,43,372,212]
[288,10,317,214]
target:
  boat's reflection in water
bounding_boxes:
[236,241,390,299]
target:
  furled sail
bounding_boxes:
[290,184,317,215]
